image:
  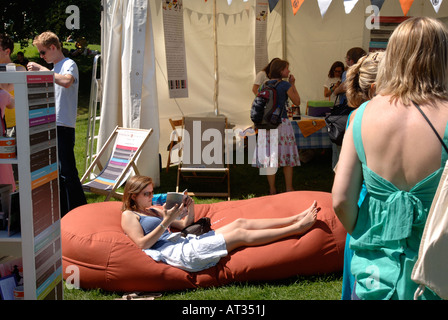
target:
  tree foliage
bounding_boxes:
[1,0,101,46]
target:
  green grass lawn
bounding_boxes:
[23,45,343,300]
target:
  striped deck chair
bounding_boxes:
[81,126,152,201]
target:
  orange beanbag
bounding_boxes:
[61,191,346,292]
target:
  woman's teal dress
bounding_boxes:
[348,101,447,300]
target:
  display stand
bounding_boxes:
[0,71,63,300]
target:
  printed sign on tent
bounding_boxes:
[399,0,415,15]
[255,0,269,73]
[163,0,188,99]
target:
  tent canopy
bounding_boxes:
[99,0,448,186]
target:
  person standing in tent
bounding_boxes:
[332,16,448,300]
[323,61,344,102]
[330,47,366,168]
[252,58,279,95]
[27,31,87,216]
[338,50,384,300]
[332,47,366,105]
[254,59,301,195]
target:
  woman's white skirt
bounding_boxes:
[144,231,228,272]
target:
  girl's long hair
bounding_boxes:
[376,17,448,105]
[121,175,153,212]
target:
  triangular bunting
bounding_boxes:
[317,0,333,17]
[371,0,385,10]
[399,0,414,16]
[430,0,443,13]
[343,0,359,14]
[223,13,230,25]
[291,0,305,15]
[268,0,280,12]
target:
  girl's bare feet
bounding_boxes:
[293,201,320,234]
[293,201,318,222]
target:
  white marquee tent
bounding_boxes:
[98,0,448,186]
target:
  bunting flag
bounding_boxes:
[317,0,332,17]
[399,0,414,15]
[371,0,385,10]
[268,0,279,12]
[291,0,305,15]
[343,0,359,14]
[431,0,443,13]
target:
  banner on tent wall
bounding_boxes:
[255,0,269,73]
[163,0,188,99]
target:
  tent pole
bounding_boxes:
[282,0,286,59]
[213,0,219,116]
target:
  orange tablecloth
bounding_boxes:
[296,117,327,137]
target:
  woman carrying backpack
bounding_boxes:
[255,59,301,195]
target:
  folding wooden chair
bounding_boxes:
[81,126,153,201]
[166,118,183,172]
[176,116,230,200]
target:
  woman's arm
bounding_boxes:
[332,121,363,234]
[333,81,345,96]
[0,88,13,109]
[324,81,340,98]
[287,75,301,106]
[121,204,183,249]
[252,84,260,95]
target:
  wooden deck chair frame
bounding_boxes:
[81,126,153,201]
[176,116,230,200]
[166,118,183,172]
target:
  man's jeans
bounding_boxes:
[57,126,87,216]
